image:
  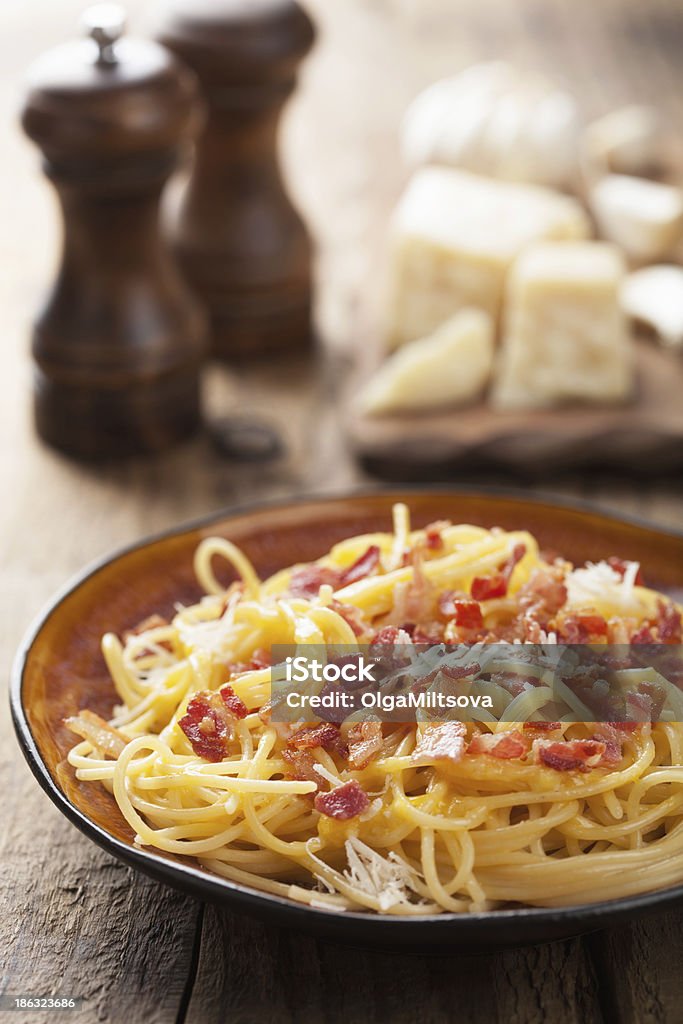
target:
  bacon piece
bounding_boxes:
[219,684,249,720]
[330,599,366,637]
[558,613,608,643]
[438,592,484,629]
[65,710,128,759]
[369,626,414,672]
[639,681,666,720]
[339,545,381,586]
[535,739,606,773]
[490,670,533,698]
[411,722,467,764]
[656,600,682,644]
[413,661,481,695]
[179,693,233,762]
[314,780,369,820]
[347,721,383,769]
[372,625,401,644]
[523,721,562,733]
[607,557,644,586]
[518,565,568,627]
[281,747,327,788]
[471,544,526,602]
[288,564,341,599]
[630,601,682,645]
[631,626,656,644]
[593,723,625,766]
[425,520,449,550]
[471,575,506,602]
[626,691,654,722]
[249,649,271,670]
[467,730,529,759]
[288,545,381,599]
[288,722,342,752]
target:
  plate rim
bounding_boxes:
[11,483,683,939]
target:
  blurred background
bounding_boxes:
[3,0,683,709]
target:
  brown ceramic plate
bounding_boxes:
[11,488,683,951]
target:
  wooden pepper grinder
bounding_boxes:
[157,0,315,359]
[21,4,207,459]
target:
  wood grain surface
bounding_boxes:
[2,1,683,1022]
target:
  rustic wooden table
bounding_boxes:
[3,1,683,1021]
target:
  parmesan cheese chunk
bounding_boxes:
[493,242,633,409]
[622,265,683,349]
[385,167,590,349]
[583,106,666,178]
[360,308,494,415]
[590,175,683,263]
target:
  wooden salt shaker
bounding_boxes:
[157,0,315,359]
[21,4,207,459]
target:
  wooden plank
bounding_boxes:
[585,913,683,1024]
[183,909,604,1024]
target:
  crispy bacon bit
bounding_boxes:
[281,747,327,788]
[593,723,625,766]
[288,722,342,752]
[411,722,467,764]
[471,544,526,602]
[179,693,234,762]
[425,521,449,550]
[288,545,381,599]
[631,601,682,645]
[438,592,483,629]
[523,721,562,733]
[535,739,606,773]
[639,681,666,720]
[339,545,381,586]
[219,684,249,720]
[372,625,402,644]
[370,626,414,672]
[314,780,369,820]
[347,721,383,769]
[558,613,608,643]
[518,566,568,627]
[330,599,367,637]
[626,691,654,722]
[471,575,506,601]
[656,601,683,644]
[607,557,644,586]
[288,564,341,598]
[249,649,271,670]
[467,730,529,759]
[65,710,128,759]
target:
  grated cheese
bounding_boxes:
[343,838,424,912]
[565,559,642,613]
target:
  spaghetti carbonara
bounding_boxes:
[67,504,683,914]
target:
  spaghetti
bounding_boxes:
[67,504,683,914]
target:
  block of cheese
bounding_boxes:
[492,242,633,409]
[360,308,494,415]
[385,167,590,349]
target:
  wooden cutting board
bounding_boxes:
[346,337,683,479]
